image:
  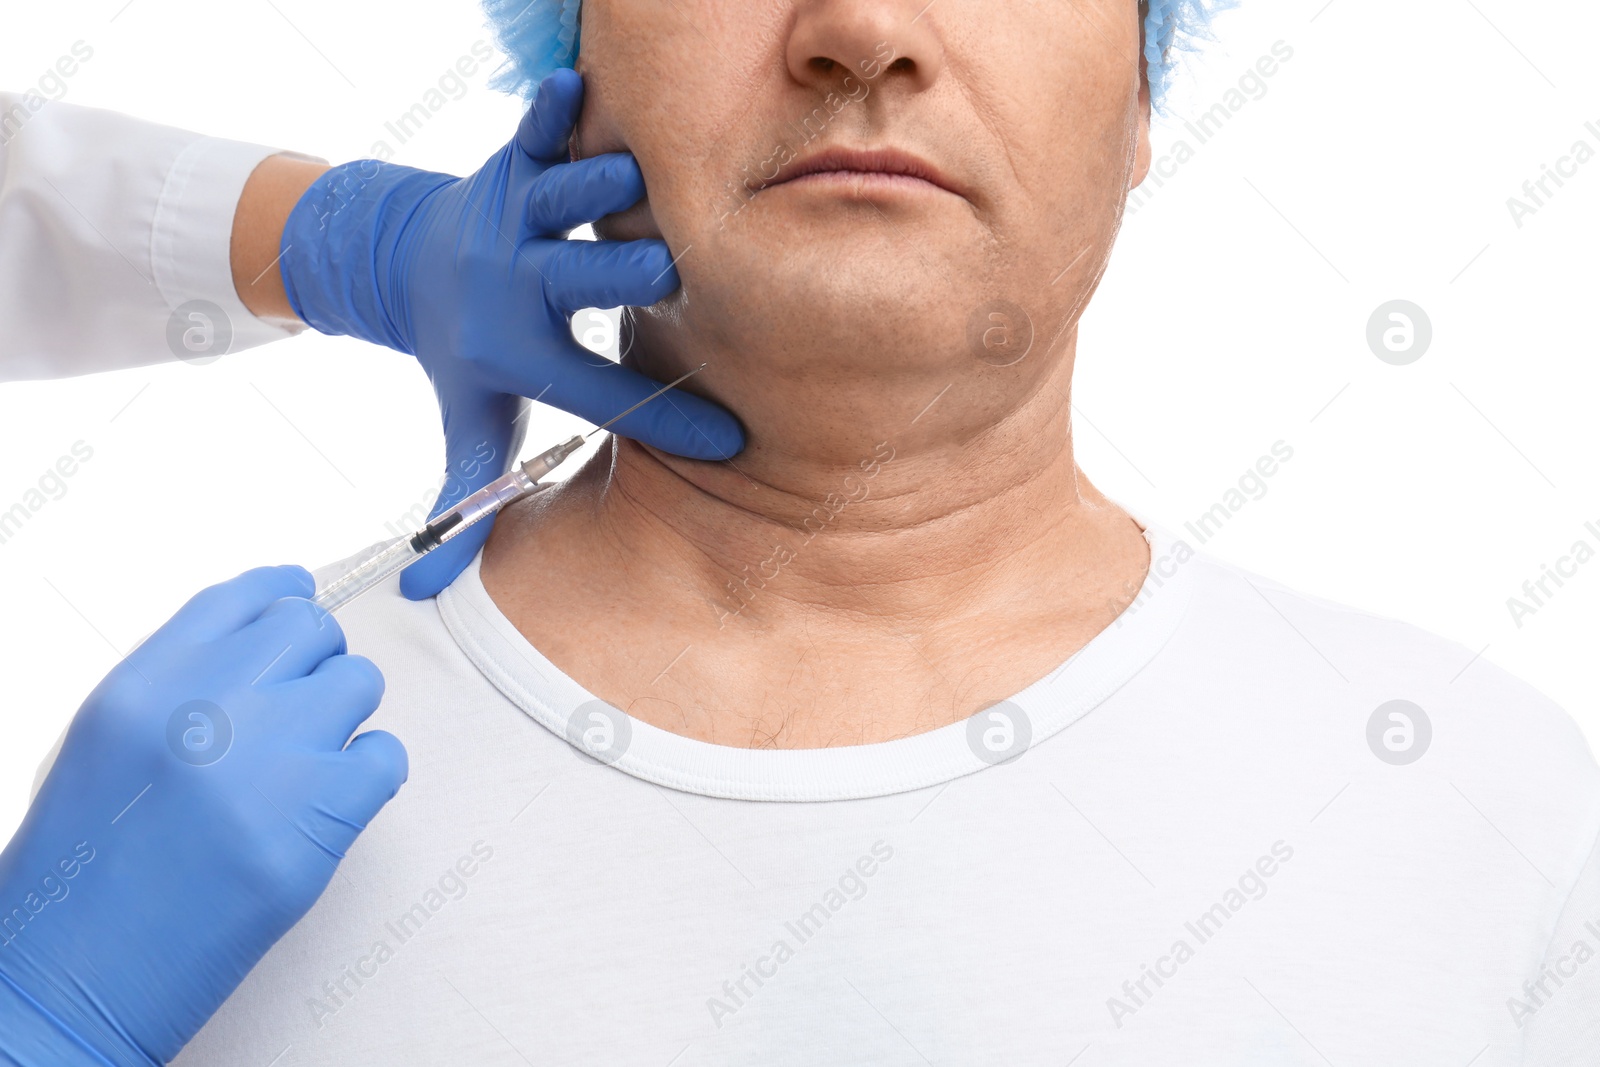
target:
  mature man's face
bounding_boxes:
[575,0,1152,453]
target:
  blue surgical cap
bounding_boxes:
[483,0,1232,113]
[1143,0,1238,111]
[482,0,582,98]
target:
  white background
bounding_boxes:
[0,0,1595,841]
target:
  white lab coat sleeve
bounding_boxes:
[0,94,315,382]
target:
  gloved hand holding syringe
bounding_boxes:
[313,363,707,612]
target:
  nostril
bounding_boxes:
[809,57,837,74]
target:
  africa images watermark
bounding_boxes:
[0,441,95,547]
[383,440,499,539]
[712,441,897,628]
[1105,840,1295,1028]
[0,841,96,948]
[1103,440,1294,627]
[1182,441,1295,547]
[1504,519,1600,630]
[1506,911,1600,1028]
[0,41,95,148]
[1105,536,1195,628]
[1505,118,1600,230]
[713,41,901,229]
[300,41,498,233]
[1126,40,1295,217]
[306,841,495,1028]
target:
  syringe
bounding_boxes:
[313,364,707,613]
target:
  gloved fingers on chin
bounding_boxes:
[537,348,746,461]
[534,238,681,316]
[516,68,585,163]
[227,596,347,686]
[159,566,316,645]
[525,152,647,236]
[275,654,386,749]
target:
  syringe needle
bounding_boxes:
[585,363,708,439]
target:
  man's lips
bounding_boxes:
[768,146,966,199]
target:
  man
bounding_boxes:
[168,1,1597,1063]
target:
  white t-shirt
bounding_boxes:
[173,522,1600,1066]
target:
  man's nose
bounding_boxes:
[784,0,945,94]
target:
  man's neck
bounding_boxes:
[479,353,1151,748]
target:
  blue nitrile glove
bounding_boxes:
[279,67,744,601]
[0,566,406,1066]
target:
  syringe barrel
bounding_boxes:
[312,537,420,612]
[312,435,586,614]
[434,467,538,540]
[408,436,583,555]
